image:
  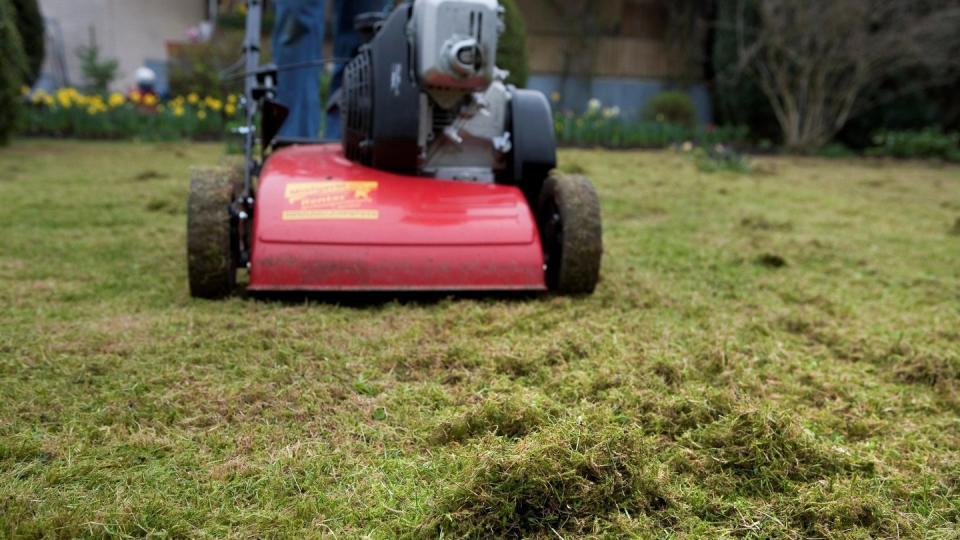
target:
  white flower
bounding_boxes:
[587,98,602,112]
[602,106,621,119]
[682,141,694,152]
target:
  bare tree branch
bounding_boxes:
[718,0,960,150]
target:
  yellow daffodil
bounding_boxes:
[130,90,143,104]
[42,95,54,107]
[197,110,208,120]
[173,107,185,117]
[225,104,237,116]
[143,94,158,107]
[205,97,222,111]
[108,92,125,107]
[187,93,199,104]
[56,88,74,108]
[227,94,238,104]
[31,89,48,105]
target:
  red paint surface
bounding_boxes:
[248,144,546,291]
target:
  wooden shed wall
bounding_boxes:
[514,0,692,80]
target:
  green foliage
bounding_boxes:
[0,0,27,145]
[496,0,529,87]
[690,144,752,174]
[554,100,748,149]
[12,0,43,86]
[168,32,245,99]
[710,0,780,142]
[867,129,960,162]
[817,143,857,159]
[75,28,118,94]
[644,91,696,128]
[837,82,943,149]
[21,89,238,141]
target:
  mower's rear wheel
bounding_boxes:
[538,174,603,294]
[187,167,240,299]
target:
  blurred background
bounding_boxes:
[3,0,959,158]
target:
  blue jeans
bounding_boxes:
[272,0,392,139]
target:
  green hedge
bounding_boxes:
[554,101,748,149]
[709,0,779,142]
[0,0,27,145]
[497,0,528,87]
[12,0,43,85]
[644,91,696,128]
[867,129,960,162]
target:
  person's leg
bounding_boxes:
[272,0,325,139]
[324,0,393,139]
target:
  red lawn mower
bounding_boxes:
[187,0,602,297]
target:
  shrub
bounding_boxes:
[817,143,857,159]
[0,0,27,145]
[553,99,748,149]
[644,91,696,128]
[75,28,118,94]
[168,31,245,99]
[866,129,960,162]
[690,144,751,174]
[710,0,780,142]
[12,0,43,86]
[496,0,528,87]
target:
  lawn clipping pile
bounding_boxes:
[2,140,959,537]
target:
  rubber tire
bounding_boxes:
[187,167,240,299]
[538,174,603,294]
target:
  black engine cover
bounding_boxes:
[342,4,420,174]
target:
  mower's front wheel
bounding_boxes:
[187,167,240,299]
[538,174,603,295]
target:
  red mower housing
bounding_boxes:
[247,144,547,292]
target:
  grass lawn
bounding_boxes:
[1,139,959,538]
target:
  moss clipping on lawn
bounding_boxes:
[0,140,958,537]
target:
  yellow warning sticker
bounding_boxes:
[282,181,379,221]
[283,209,379,221]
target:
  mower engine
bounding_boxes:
[343,0,554,187]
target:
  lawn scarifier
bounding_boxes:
[187,0,602,298]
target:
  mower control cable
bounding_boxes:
[220,57,355,82]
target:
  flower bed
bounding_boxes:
[553,98,748,149]
[20,87,240,141]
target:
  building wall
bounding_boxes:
[38,0,206,92]
[516,0,689,78]
[514,0,712,122]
